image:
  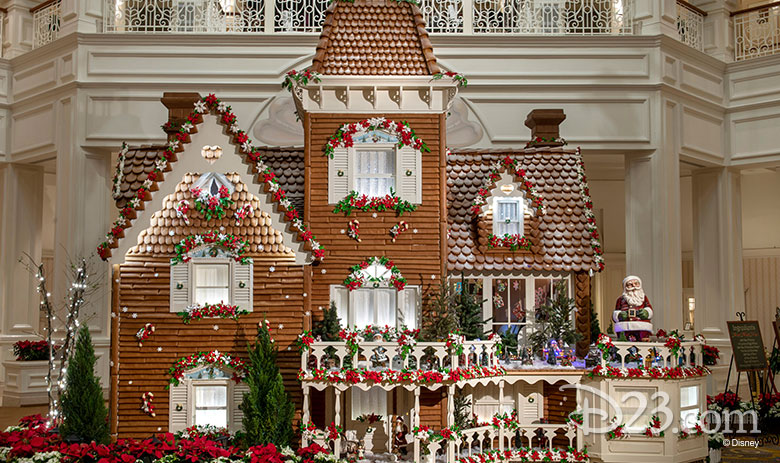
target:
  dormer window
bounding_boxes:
[493,198,524,236]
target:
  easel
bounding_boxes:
[764,318,780,394]
[724,313,771,408]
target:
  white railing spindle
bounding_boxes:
[32,0,61,49]
[734,2,780,61]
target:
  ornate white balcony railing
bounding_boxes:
[102,0,635,35]
[734,1,780,61]
[676,0,705,51]
[299,338,501,383]
[31,0,61,49]
[598,339,705,371]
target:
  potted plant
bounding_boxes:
[2,340,55,406]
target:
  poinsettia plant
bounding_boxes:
[702,344,720,366]
[605,418,628,440]
[177,303,249,323]
[282,69,322,91]
[487,233,531,252]
[12,340,52,361]
[297,330,316,352]
[432,71,468,87]
[643,415,665,437]
[594,333,615,360]
[333,190,417,216]
[324,117,429,159]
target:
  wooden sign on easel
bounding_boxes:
[728,321,768,372]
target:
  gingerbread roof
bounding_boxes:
[311,0,440,76]
[130,173,293,257]
[114,147,305,216]
[446,148,603,274]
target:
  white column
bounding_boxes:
[303,385,311,423]
[2,0,37,58]
[447,384,455,426]
[625,149,683,331]
[698,0,738,62]
[692,167,743,342]
[0,164,44,375]
[333,388,342,456]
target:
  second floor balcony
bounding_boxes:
[101,0,635,35]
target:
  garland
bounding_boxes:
[457,447,588,463]
[343,256,406,291]
[566,410,583,428]
[588,364,709,380]
[98,94,324,262]
[525,137,567,148]
[168,350,247,387]
[389,220,409,242]
[488,332,504,355]
[326,422,343,441]
[678,423,704,440]
[297,330,315,352]
[664,334,682,357]
[111,142,129,200]
[431,71,468,87]
[140,392,156,417]
[171,231,252,266]
[412,424,461,442]
[576,150,605,271]
[446,332,466,356]
[643,415,664,437]
[487,233,531,251]
[397,330,418,359]
[190,184,234,221]
[135,323,155,347]
[333,190,417,217]
[471,156,545,216]
[282,69,322,91]
[178,303,249,323]
[324,117,429,159]
[356,413,382,425]
[298,365,505,385]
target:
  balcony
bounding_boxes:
[31,0,61,49]
[101,0,635,35]
[734,1,780,61]
[676,0,705,51]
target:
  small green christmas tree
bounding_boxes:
[242,322,294,447]
[528,281,582,357]
[419,282,458,342]
[313,302,342,341]
[455,274,487,340]
[58,325,109,444]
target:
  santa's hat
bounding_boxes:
[622,275,642,288]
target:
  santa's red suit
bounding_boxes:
[612,295,654,339]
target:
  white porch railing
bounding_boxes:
[733,1,780,61]
[31,0,61,49]
[600,339,705,370]
[300,339,501,379]
[676,0,705,51]
[102,0,635,35]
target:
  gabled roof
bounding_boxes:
[99,95,322,262]
[311,0,440,76]
[447,148,604,274]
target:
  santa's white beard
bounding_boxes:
[623,288,645,307]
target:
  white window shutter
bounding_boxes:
[397,286,419,330]
[170,263,191,313]
[328,147,350,203]
[397,146,421,204]
[169,381,189,433]
[232,262,253,311]
[330,285,349,327]
[231,381,250,432]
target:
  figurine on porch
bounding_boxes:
[370,345,389,370]
[612,275,654,341]
[392,415,409,457]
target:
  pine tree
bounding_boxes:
[528,281,582,357]
[455,274,487,340]
[242,323,294,447]
[313,302,342,341]
[58,325,109,444]
[419,282,458,342]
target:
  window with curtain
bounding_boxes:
[354,148,395,198]
[193,384,228,428]
[193,263,230,305]
[331,285,419,330]
[351,387,388,420]
[494,198,523,235]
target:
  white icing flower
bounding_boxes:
[194,101,207,113]
[217,102,228,113]
[181,122,193,133]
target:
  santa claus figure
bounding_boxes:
[612,275,654,341]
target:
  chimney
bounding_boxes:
[161,92,202,135]
[524,109,566,147]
